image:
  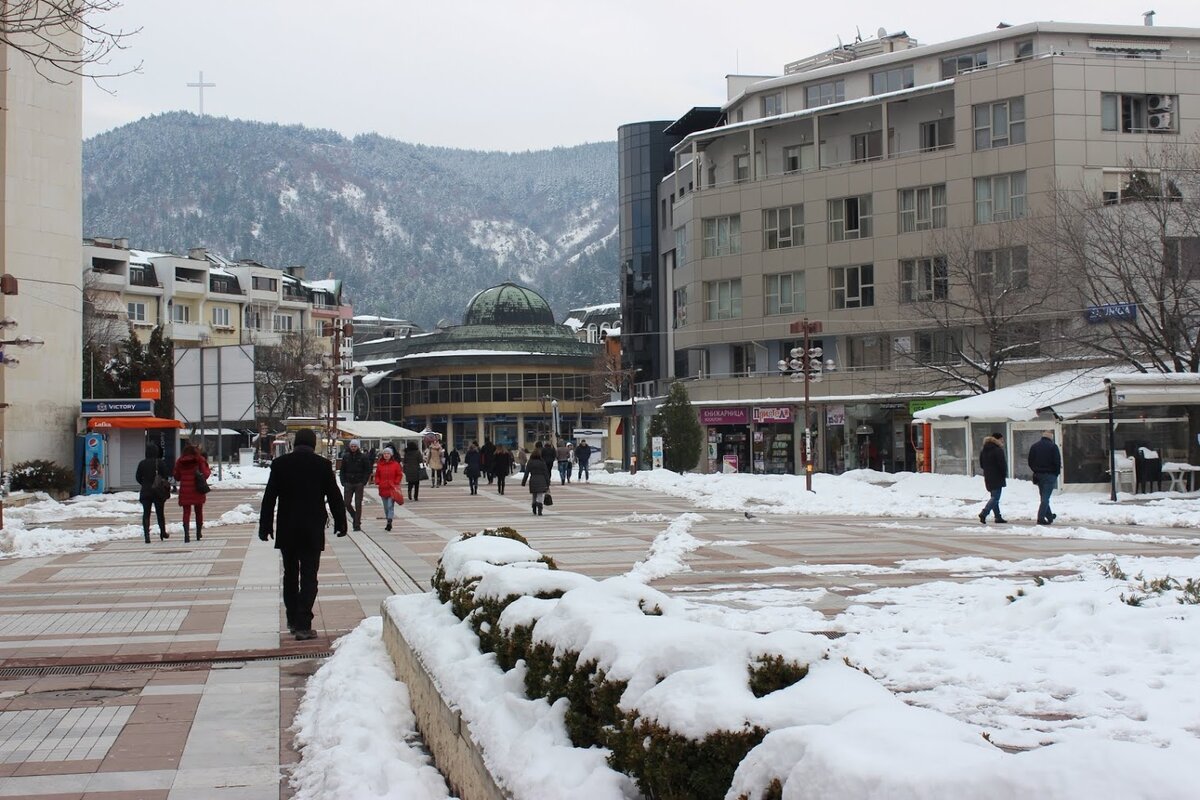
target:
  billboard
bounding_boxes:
[174,344,256,425]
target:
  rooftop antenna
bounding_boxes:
[1143,10,1155,26]
[878,27,888,39]
[855,26,863,43]
[836,34,843,48]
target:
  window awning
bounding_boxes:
[88,416,184,430]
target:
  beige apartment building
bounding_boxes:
[641,19,1200,475]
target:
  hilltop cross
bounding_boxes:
[186,71,216,116]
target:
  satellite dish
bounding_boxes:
[878,27,888,39]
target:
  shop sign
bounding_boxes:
[700,407,749,426]
[826,404,846,426]
[752,406,793,424]
[81,399,153,416]
[908,397,958,414]
[140,381,161,400]
[652,436,663,469]
[722,453,739,473]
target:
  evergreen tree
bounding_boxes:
[146,326,175,418]
[648,381,703,472]
[101,326,175,416]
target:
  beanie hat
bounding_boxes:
[349,439,361,448]
[383,447,394,456]
[295,428,317,448]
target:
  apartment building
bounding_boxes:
[622,19,1200,475]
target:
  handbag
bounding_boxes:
[419,466,430,482]
[391,488,405,505]
[151,460,171,502]
[194,465,211,495]
[543,492,554,506]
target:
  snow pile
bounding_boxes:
[290,617,451,800]
[6,492,143,526]
[216,503,259,525]
[210,465,272,488]
[0,519,143,559]
[624,512,706,583]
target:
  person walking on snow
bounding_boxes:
[257,428,347,641]
[173,443,211,543]
[373,447,403,532]
[339,439,373,532]
[522,444,551,515]
[1028,430,1062,525]
[134,443,170,543]
[977,432,1008,524]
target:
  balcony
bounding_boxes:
[129,269,159,288]
[88,269,125,290]
[173,276,207,296]
[167,322,211,344]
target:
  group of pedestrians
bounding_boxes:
[977,430,1062,525]
[134,442,212,544]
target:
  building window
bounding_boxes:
[1101,93,1177,133]
[974,172,1027,223]
[900,257,949,302]
[1164,238,1200,281]
[871,65,914,94]
[675,225,688,265]
[851,130,883,163]
[702,215,742,257]
[920,118,955,152]
[673,286,688,328]
[211,306,231,327]
[806,80,844,108]
[783,143,814,173]
[915,330,963,365]
[941,50,988,78]
[731,343,757,377]
[127,302,146,322]
[251,276,278,292]
[765,272,805,316]
[899,185,947,232]
[974,98,1026,149]
[764,205,804,249]
[170,304,190,323]
[705,279,742,320]
[273,313,294,332]
[830,264,874,309]
[1015,38,1034,62]
[734,154,750,183]
[846,334,891,368]
[762,93,782,116]
[828,195,873,241]
[976,246,1029,292]
[1101,169,1181,205]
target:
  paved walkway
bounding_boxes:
[0,478,1195,797]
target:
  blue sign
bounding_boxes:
[81,398,154,416]
[83,433,106,495]
[1085,303,1137,323]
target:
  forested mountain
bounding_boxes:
[83,112,618,327]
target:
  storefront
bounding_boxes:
[751,406,795,475]
[701,407,752,473]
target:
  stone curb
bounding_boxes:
[381,603,509,800]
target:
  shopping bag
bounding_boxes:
[419,466,430,481]
[392,488,405,505]
[543,492,554,506]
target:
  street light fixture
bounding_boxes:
[777,318,835,493]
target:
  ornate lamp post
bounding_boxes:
[305,321,367,459]
[777,318,835,492]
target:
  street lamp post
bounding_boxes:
[777,318,834,493]
[305,322,366,459]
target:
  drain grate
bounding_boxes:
[0,650,332,678]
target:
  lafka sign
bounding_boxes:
[752,406,793,424]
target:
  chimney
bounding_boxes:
[1143,10,1155,26]
[188,247,207,260]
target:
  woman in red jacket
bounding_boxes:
[373,447,403,532]
[173,443,211,543]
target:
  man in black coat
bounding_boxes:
[338,439,373,532]
[1028,430,1062,525]
[259,428,347,640]
[977,433,1008,524]
[481,438,496,484]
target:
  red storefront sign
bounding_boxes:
[699,407,749,426]
[752,406,793,424]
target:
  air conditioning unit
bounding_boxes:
[1148,112,1173,130]
[1147,94,1173,112]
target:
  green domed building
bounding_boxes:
[354,283,606,450]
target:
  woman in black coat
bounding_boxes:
[464,442,482,495]
[134,443,171,543]
[978,433,1008,524]
[522,447,551,515]
[402,441,424,501]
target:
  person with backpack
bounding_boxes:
[173,443,211,543]
[135,443,171,543]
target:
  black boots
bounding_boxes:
[160,530,169,541]
[183,524,190,543]
[195,524,202,541]
[144,531,151,543]
[531,502,538,516]
[385,520,393,532]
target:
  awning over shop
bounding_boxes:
[88,416,184,430]
[334,420,423,440]
[185,428,242,436]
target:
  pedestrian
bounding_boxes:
[425,437,445,487]
[464,441,482,494]
[173,443,211,543]
[403,441,423,501]
[258,428,347,641]
[338,439,373,532]
[522,444,551,515]
[482,438,496,484]
[518,446,529,473]
[541,439,556,473]
[493,444,513,495]
[977,432,1008,524]
[135,443,171,543]
[373,447,403,532]
[1028,429,1062,525]
[449,447,460,474]
[575,438,593,482]
[556,440,572,485]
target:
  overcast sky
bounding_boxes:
[83,1,1200,152]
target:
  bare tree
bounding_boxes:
[586,343,634,403]
[2,1,139,82]
[254,333,324,429]
[892,222,1072,394]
